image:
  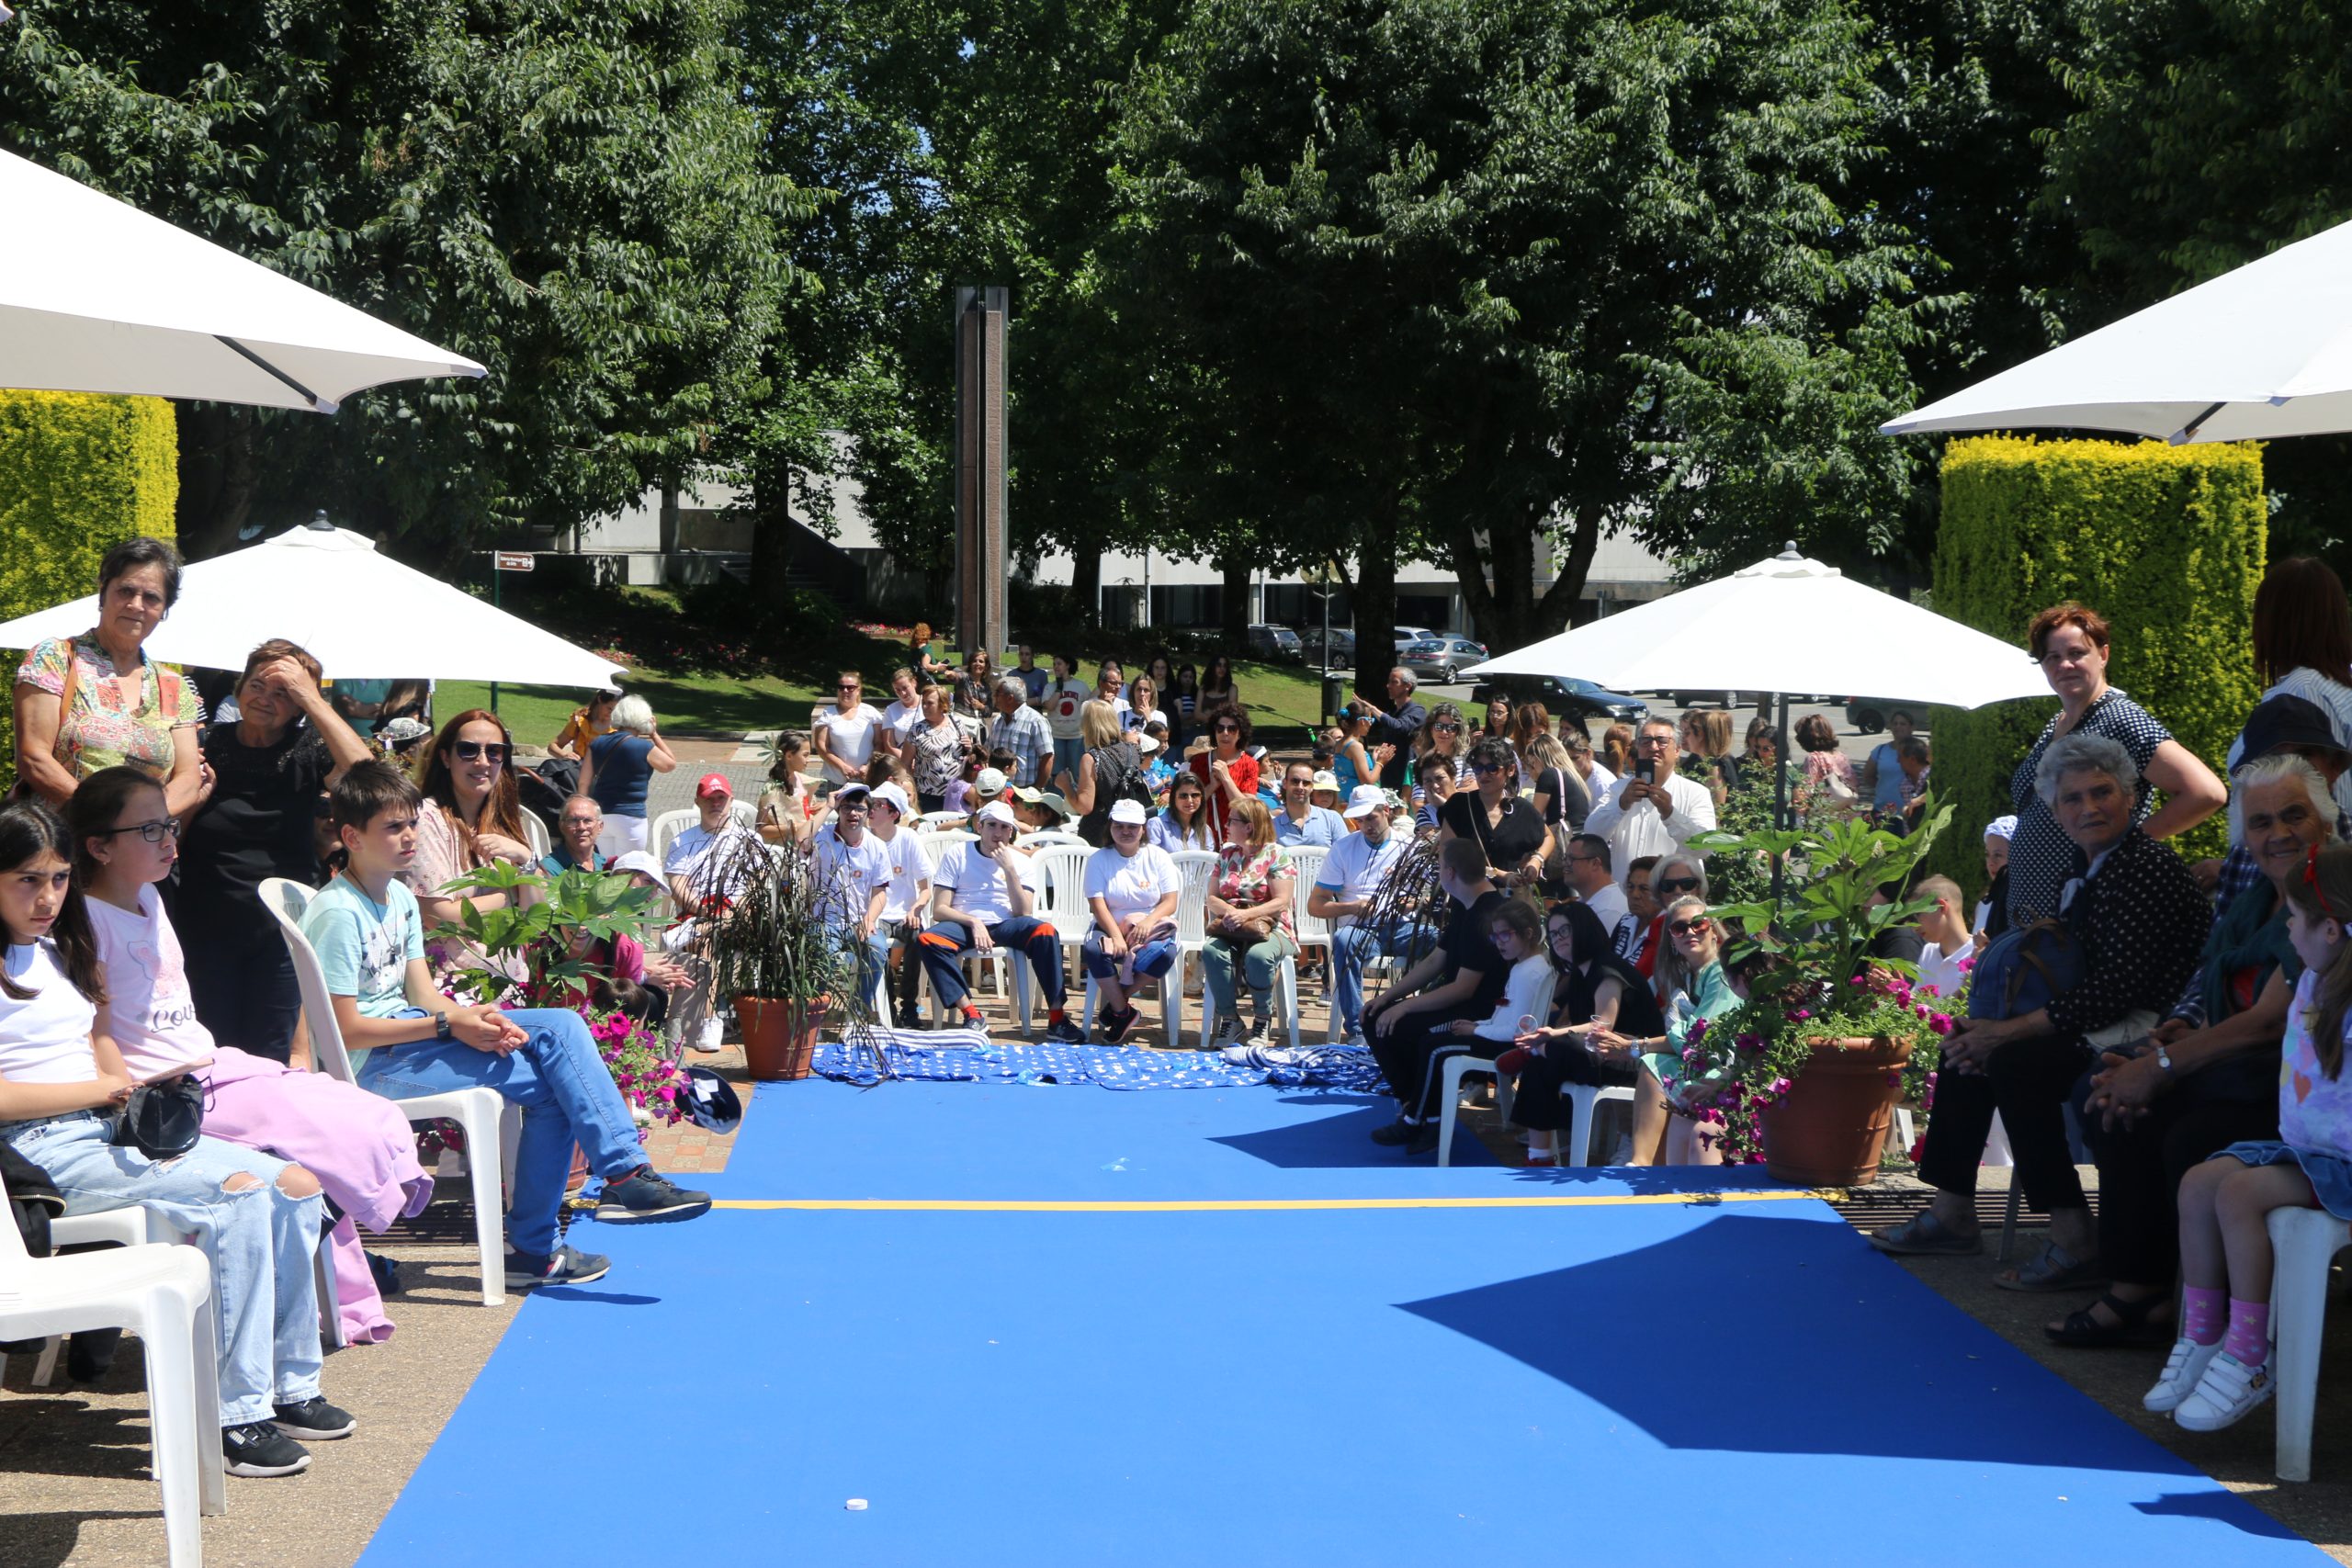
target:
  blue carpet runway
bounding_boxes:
[358,1079,2327,1567]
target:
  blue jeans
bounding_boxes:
[836,925,891,1008]
[1051,737,1085,789]
[1330,921,1414,1038]
[357,1008,645,1258]
[4,1112,322,1426]
[1080,930,1178,1002]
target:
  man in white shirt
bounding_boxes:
[1309,786,1412,1043]
[921,802,1085,1042]
[664,774,760,913]
[863,782,934,1026]
[1561,832,1629,932]
[813,671,886,785]
[1583,717,1716,887]
[812,783,896,1007]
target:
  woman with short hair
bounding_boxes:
[1792,711,1856,824]
[13,536,208,814]
[1440,736,1551,891]
[2003,602,2226,927]
[582,694,677,858]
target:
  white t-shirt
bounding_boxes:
[872,828,934,923]
[666,820,761,905]
[1579,879,1630,935]
[1126,705,1169,733]
[812,828,895,930]
[1045,680,1091,739]
[1475,953,1556,1042]
[1585,761,1617,797]
[1918,940,1971,1006]
[1082,843,1182,927]
[881,699,923,749]
[933,840,1042,926]
[87,889,214,1079]
[814,701,887,784]
[0,939,100,1085]
[1315,829,1408,931]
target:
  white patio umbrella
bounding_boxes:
[1881,214,2352,444]
[1,148,485,412]
[0,518,623,687]
[1462,547,2051,710]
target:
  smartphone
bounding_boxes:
[1635,760,1656,785]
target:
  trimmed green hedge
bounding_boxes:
[0,391,179,787]
[1926,435,2264,895]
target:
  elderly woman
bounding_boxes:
[1607,895,1740,1166]
[1201,797,1297,1048]
[1621,852,1706,976]
[1875,733,2211,1287]
[2005,602,2226,926]
[13,536,208,813]
[582,694,677,859]
[179,640,374,1060]
[2041,754,2335,1347]
[1440,736,1551,892]
[905,683,980,814]
[1505,900,1663,1163]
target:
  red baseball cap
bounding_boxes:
[695,773,733,799]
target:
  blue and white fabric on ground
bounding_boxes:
[810,1032,1389,1093]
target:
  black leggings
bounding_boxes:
[1509,1043,1636,1132]
[183,927,302,1066]
[1918,1033,2094,1213]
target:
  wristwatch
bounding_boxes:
[2154,1043,2175,1077]
[435,1013,455,1043]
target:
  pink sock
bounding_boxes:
[2182,1285,2226,1347]
[2223,1299,2271,1367]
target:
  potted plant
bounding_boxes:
[698,836,865,1080]
[1681,797,1959,1184]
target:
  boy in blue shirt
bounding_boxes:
[302,762,708,1292]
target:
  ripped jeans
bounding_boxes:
[2,1111,324,1427]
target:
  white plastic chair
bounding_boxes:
[2269,1205,2352,1482]
[519,808,551,861]
[913,810,968,833]
[256,878,515,1307]
[0,1172,225,1563]
[650,800,756,863]
[1558,1081,1636,1167]
[1005,843,1092,1033]
[1022,829,1089,850]
[1157,851,1220,1045]
[1436,968,1558,1167]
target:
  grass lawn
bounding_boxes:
[445,655,1340,749]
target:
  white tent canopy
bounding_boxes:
[0,522,623,687]
[1881,214,2352,445]
[1460,548,2051,710]
[1,149,485,413]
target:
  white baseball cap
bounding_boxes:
[1109,798,1149,826]
[976,800,1018,828]
[1137,734,1162,755]
[869,782,912,818]
[1343,784,1392,819]
[611,851,662,880]
[1311,769,1340,795]
[974,767,1008,797]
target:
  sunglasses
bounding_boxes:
[451,740,510,764]
[1657,876,1701,895]
[96,818,179,843]
[1669,917,1713,937]
[1470,761,1506,775]
[1216,722,1240,733]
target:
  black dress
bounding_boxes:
[1510,951,1662,1134]
[1439,791,1546,878]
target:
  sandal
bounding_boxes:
[1993,1240,2108,1293]
[2045,1292,2173,1348]
[1868,1211,1983,1256]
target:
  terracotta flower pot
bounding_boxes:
[736,994,826,1081]
[1758,1034,1909,1187]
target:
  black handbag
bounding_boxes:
[106,1073,206,1160]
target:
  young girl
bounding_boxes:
[756,730,820,847]
[71,766,435,1346]
[0,798,346,1477]
[2145,842,2352,1431]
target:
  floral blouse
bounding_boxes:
[17,632,203,782]
[1214,841,1295,938]
[909,713,979,798]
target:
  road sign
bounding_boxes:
[493,551,535,572]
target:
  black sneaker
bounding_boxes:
[224,1420,312,1477]
[1407,1122,1442,1156]
[271,1396,356,1441]
[1043,1016,1086,1044]
[1102,1005,1140,1044]
[594,1168,713,1225]
[504,1244,613,1291]
[1368,1119,1425,1146]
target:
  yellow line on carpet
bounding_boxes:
[711,1190,1836,1213]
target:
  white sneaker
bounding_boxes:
[1244,1017,1277,1048]
[692,1017,725,1054]
[2173,1350,2274,1431]
[2143,1337,2224,1414]
[1209,1016,1249,1049]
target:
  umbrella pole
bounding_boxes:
[1771,693,1790,908]
[490,567,501,716]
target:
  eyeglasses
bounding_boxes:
[1470,761,1506,775]
[1657,876,1701,894]
[1669,917,1713,937]
[96,818,179,843]
[1636,734,1674,749]
[1547,925,1575,943]
[838,802,868,814]
[451,740,510,765]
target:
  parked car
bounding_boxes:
[1390,626,1441,652]
[1474,676,1648,726]
[1845,697,1890,734]
[1297,626,1357,667]
[1399,636,1490,684]
[1245,623,1305,661]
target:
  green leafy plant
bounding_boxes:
[699,836,864,1010]
[1679,795,1959,1161]
[428,863,666,1009]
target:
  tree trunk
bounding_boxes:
[1069,544,1102,629]
[1451,509,1602,651]
[1219,552,1250,647]
[175,405,258,560]
[1352,502,1401,704]
[749,461,795,604]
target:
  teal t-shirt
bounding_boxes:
[300,874,425,1071]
